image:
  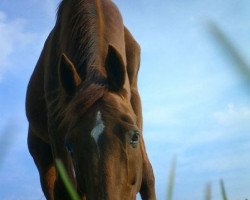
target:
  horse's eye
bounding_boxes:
[130,130,140,148]
[65,141,74,155]
[66,146,73,155]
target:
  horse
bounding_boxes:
[26,0,156,199]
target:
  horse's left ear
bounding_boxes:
[105,45,126,91]
[59,53,82,95]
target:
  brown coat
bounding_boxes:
[26,0,156,199]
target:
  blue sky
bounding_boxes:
[0,0,250,199]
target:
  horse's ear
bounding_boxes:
[59,53,82,95]
[105,45,126,91]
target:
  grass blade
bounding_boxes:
[204,183,212,200]
[0,121,16,168]
[166,157,176,200]
[208,21,250,86]
[55,159,81,200]
[220,179,228,200]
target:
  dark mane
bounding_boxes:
[56,0,105,78]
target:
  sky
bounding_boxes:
[0,0,250,199]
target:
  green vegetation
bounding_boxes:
[220,179,228,200]
[166,158,176,200]
[55,159,81,200]
[208,21,250,86]
[204,183,212,200]
[0,122,15,167]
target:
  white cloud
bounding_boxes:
[145,102,250,145]
[143,105,183,126]
[213,103,250,129]
[0,11,35,81]
[144,102,250,183]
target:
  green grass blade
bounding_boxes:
[166,157,177,200]
[208,21,250,86]
[220,179,228,200]
[55,159,81,200]
[0,132,9,167]
[205,183,212,200]
[0,121,16,168]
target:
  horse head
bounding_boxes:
[59,45,143,200]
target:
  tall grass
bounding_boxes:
[166,158,176,200]
[0,121,16,168]
[220,179,228,200]
[204,183,212,200]
[208,21,250,85]
[55,159,81,200]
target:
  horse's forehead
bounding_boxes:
[103,92,132,112]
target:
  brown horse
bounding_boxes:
[26,0,156,199]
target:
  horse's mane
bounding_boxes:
[56,0,105,78]
[53,0,125,129]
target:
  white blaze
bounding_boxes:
[91,111,105,144]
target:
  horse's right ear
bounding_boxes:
[105,45,126,91]
[59,54,82,95]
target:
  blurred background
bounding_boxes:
[0,0,249,199]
